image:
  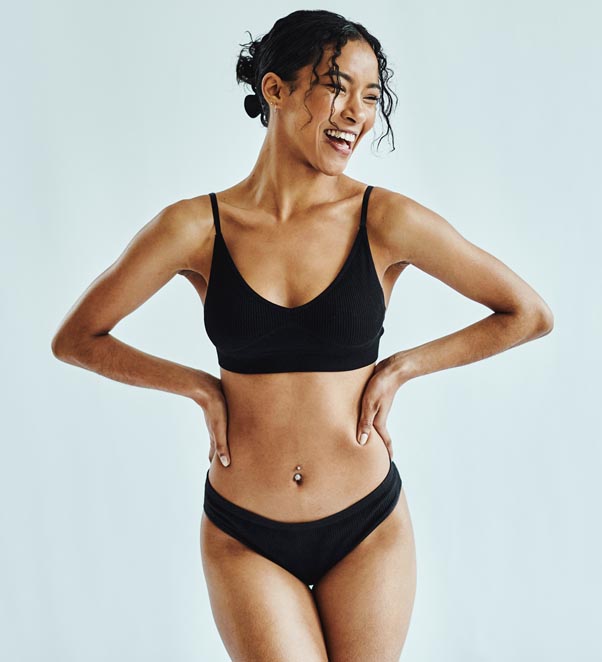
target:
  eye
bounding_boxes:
[325,84,380,103]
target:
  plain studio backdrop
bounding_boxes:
[2,0,600,660]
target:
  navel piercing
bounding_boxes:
[293,465,303,483]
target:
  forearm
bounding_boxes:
[53,332,214,403]
[388,308,552,384]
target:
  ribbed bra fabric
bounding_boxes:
[203,185,386,374]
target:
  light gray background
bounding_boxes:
[2,1,600,660]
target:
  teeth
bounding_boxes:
[325,129,356,143]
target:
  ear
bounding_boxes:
[261,72,286,106]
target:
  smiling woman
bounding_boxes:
[51,7,553,662]
[236,10,398,154]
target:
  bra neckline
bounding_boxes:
[216,222,364,312]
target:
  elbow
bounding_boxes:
[51,331,71,361]
[540,310,554,336]
[524,301,554,338]
[503,299,553,341]
[51,326,83,362]
[52,327,107,364]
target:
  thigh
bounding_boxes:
[200,512,329,662]
[311,488,417,662]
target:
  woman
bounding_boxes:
[51,9,554,661]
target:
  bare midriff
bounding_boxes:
[207,363,392,523]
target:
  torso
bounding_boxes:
[182,176,409,521]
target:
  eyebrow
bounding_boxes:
[322,68,381,91]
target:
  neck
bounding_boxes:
[239,126,346,222]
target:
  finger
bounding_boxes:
[213,426,230,467]
[357,401,378,445]
[372,406,394,457]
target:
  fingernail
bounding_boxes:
[359,432,368,445]
[220,455,230,466]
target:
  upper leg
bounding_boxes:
[311,488,417,662]
[200,512,329,662]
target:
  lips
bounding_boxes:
[324,131,354,155]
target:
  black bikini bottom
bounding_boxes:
[203,459,402,587]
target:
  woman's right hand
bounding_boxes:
[193,374,231,467]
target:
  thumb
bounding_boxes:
[357,402,377,445]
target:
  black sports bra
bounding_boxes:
[203,185,386,374]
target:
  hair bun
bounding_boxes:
[244,93,262,118]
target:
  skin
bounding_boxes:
[52,38,554,661]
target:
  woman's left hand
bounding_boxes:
[356,355,412,459]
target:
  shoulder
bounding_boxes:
[366,185,449,268]
[158,194,215,241]
[151,194,216,271]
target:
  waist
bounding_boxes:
[206,416,392,522]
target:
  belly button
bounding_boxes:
[293,465,303,484]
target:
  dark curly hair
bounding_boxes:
[236,10,398,153]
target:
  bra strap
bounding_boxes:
[208,192,222,236]
[360,185,373,228]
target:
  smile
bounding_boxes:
[324,129,355,154]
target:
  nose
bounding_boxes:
[341,93,367,125]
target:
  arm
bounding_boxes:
[51,196,233,466]
[355,190,554,454]
[377,191,554,385]
[51,197,215,405]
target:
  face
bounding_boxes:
[262,39,382,174]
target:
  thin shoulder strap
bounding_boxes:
[208,192,222,236]
[360,185,373,228]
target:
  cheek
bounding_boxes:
[364,110,378,131]
[291,105,332,137]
